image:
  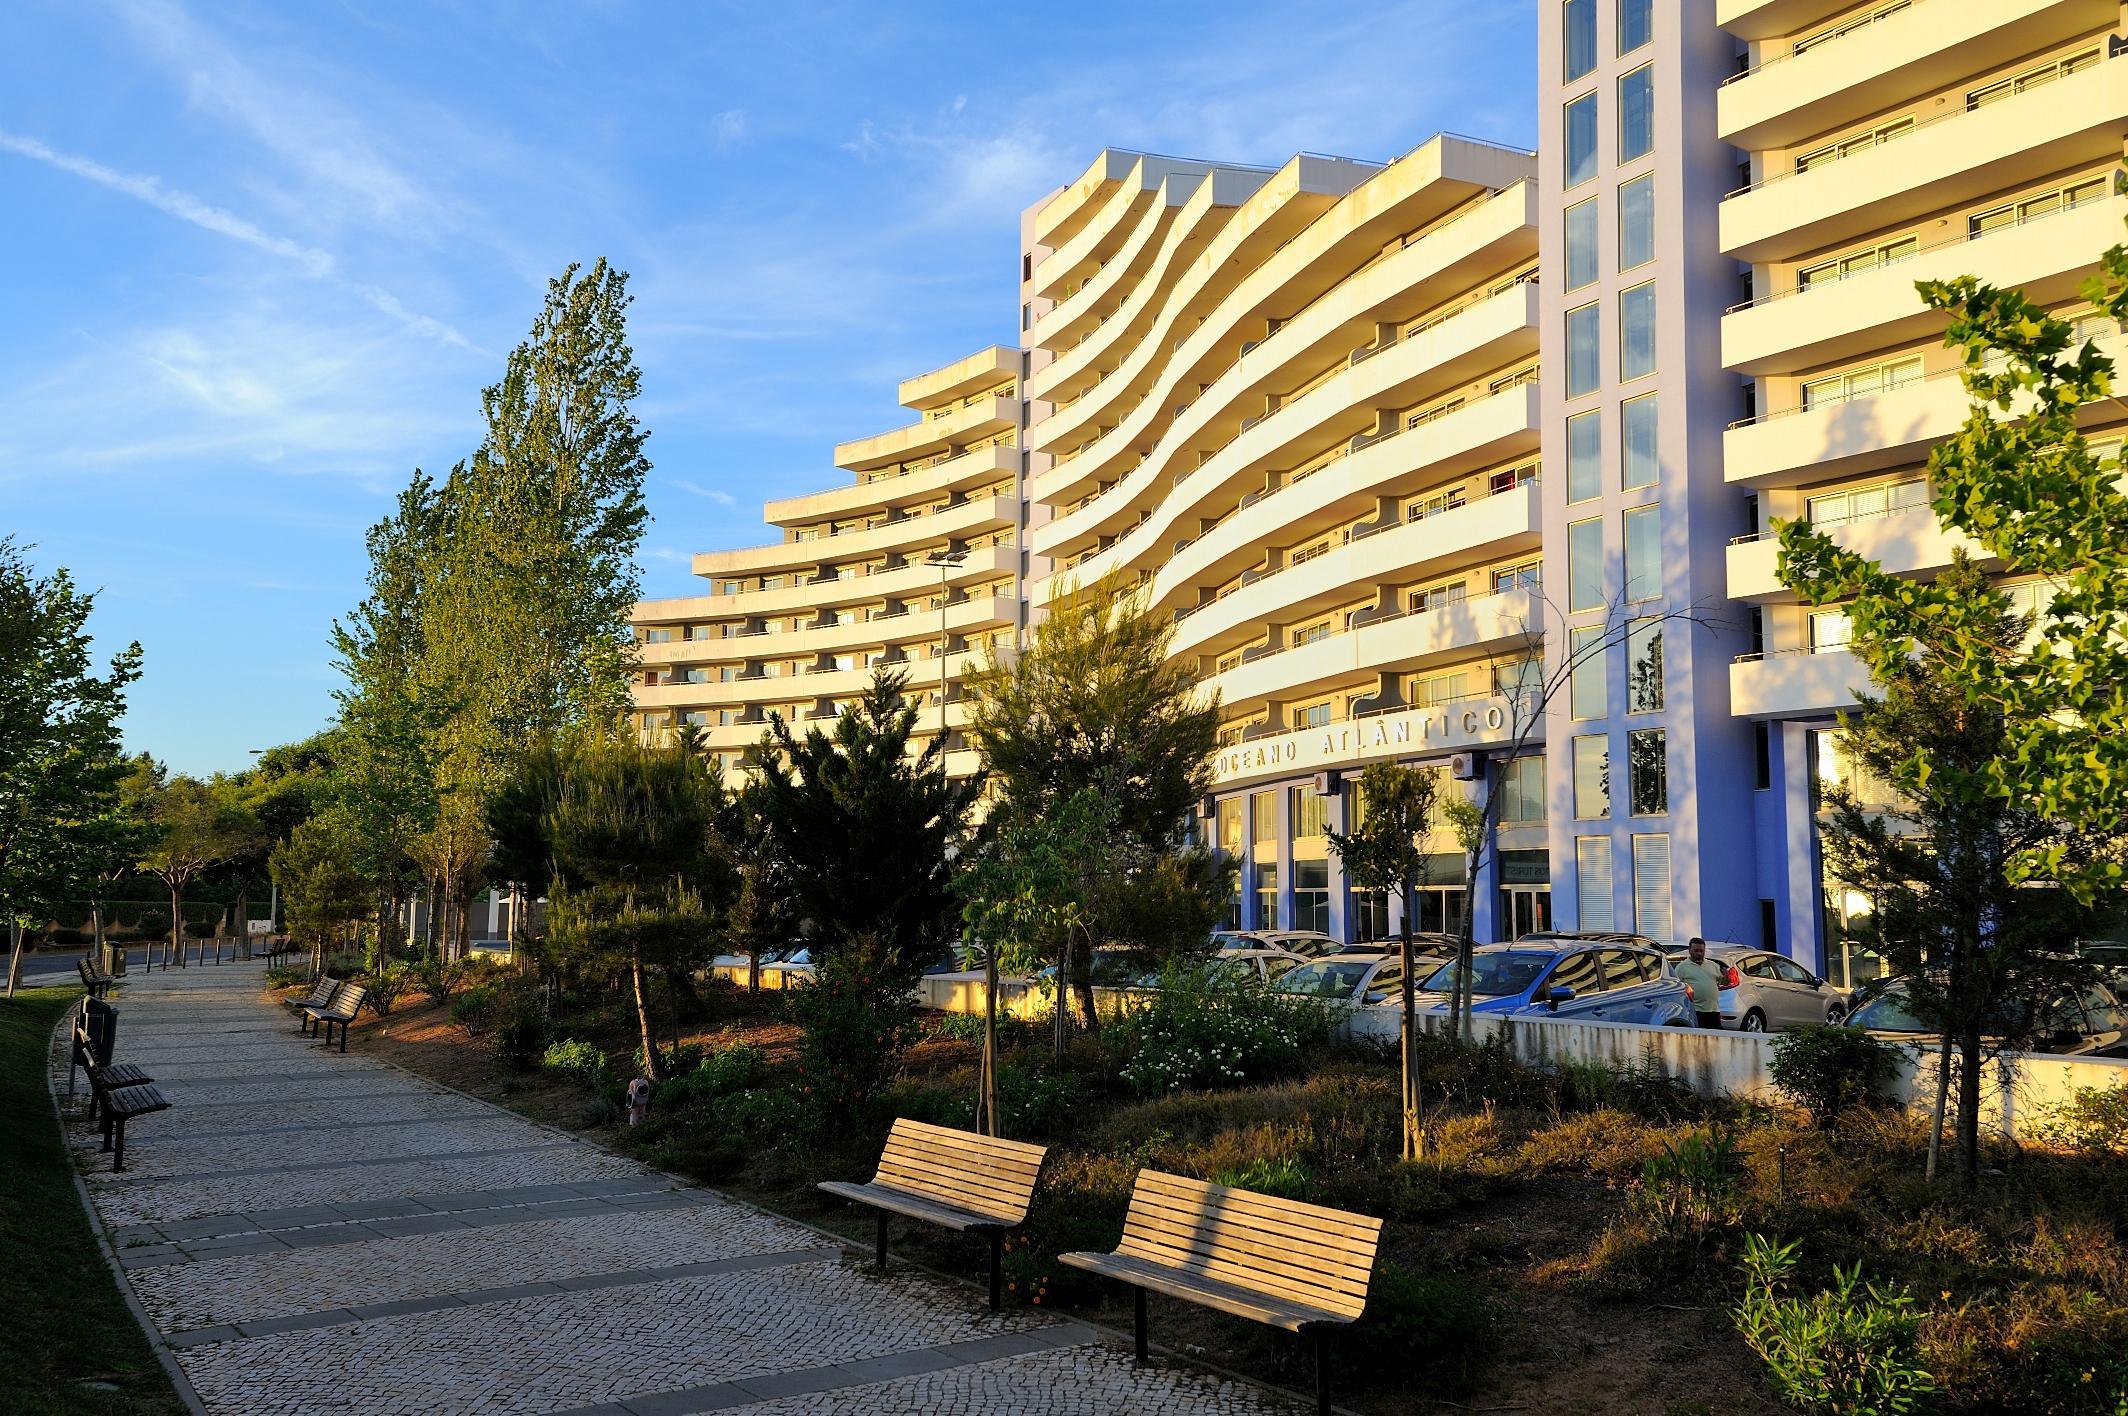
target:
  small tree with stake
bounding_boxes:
[1328,762,1440,1160]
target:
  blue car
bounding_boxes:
[1417,940,1693,1025]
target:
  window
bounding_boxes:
[1292,619,1333,647]
[1290,786,1329,842]
[1795,118,1912,175]
[1564,92,1599,188]
[1801,356,1923,410]
[1623,504,1660,602]
[1793,1,1909,56]
[1810,609,1853,652]
[1620,282,1656,380]
[1618,0,1651,53]
[1489,462,1538,496]
[1568,518,1604,611]
[1618,65,1654,164]
[1293,861,1330,934]
[1628,728,1667,814]
[1799,236,1917,291]
[1217,798,1242,854]
[1495,658,1543,700]
[1565,199,1599,289]
[1252,789,1277,845]
[1563,0,1596,80]
[1577,838,1615,931]
[1618,174,1654,270]
[1410,580,1468,615]
[1498,756,1546,823]
[1566,303,1601,396]
[1632,834,1671,941]
[1806,476,1929,525]
[640,627,676,644]
[1570,625,1607,720]
[1410,671,1469,708]
[1292,700,1333,730]
[1254,861,1278,928]
[1626,618,1663,712]
[1970,177,2108,239]
[1567,409,1601,503]
[1621,393,1657,489]
[1406,487,1468,522]
[1492,561,1542,594]
[1968,49,2099,110]
[1573,735,1610,818]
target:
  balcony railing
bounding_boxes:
[1203,581,1536,667]
[1718,0,1922,87]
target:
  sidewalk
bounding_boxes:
[52,962,1302,1415]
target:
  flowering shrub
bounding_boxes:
[1115,970,1328,1096]
[787,945,917,1125]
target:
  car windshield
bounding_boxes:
[1419,951,1553,998]
[1277,960,1375,998]
[1848,989,1930,1033]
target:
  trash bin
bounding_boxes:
[106,940,127,977]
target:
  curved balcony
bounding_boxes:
[1032,160,1212,303]
[639,593,1018,668]
[1729,647,1869,718]
[1717,0,2108,151]
[1722,193,2126,375]
[1040,376,1541,609]
[1719,53,2128,264]
[1723,331,2128,488]
[695,496,1015,577]
[636,647,994,713]
[833,395,1017,473]
[1726,506,1987,601]
[1167,480,1542,660]
[1203,583,1539,713]
[762,444,1019,524]
[641,544,1017,623]
[1035,274,1537,560]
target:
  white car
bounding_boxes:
[758,947,815,988]
[1201,948,1309,988]
[1276,951,1450,1006]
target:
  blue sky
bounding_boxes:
[2,0,1535,777]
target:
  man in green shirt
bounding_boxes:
[1674,936,1724,1029]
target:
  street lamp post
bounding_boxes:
[925,551,965,767]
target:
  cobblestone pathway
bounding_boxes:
[54,962,1304,1415]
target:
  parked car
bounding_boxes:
[1655,944,1849,1031]
[1523,929,1664,952]
[1845,979,2128,1057]
[1338,931,1461,958]
[1201,948,1310,988]
[758,947,815,988]
[1034,948,1155,989]
[1276,950,1450,1006]
[1415,941,1693,1026]
[1250,929,1341,958]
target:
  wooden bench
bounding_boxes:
[289,977,340,1030]
[80,1055,170,1172]
[70,1002,150,1106]
[1060,1170,1382,1416]
[306,983,366,1052]
[77,956,114,999]
[817,1119,1047,1309]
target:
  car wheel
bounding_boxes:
[1825,1003,1846,1026]
[1741,1009,1768,1033]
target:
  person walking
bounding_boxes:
[1674,936,1724,1029]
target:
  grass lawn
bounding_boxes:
[0,987,184,1416]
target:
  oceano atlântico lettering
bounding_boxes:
[1213,697,1517,783]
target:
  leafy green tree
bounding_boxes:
[131,761,252,967]
[0,538,141,994]
[272,816,373,975]
[1779,247,2128,900]
[543,737,724,1079]
[1779,554,2113,1186]
[754,668,979,977]
[964,573,1225,1026]
[1329,762,1441,1161]
[717,778,794,995]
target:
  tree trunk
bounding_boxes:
[1400,883,1423,1161]
[1957,1026,1985,1189]
[170,883,184,967]
[1924,1032,1953,1182]
[5,921,22,999]
[1052,932,1071,1063]
[92,905,106,976]
[631,943,664,1082]
[1070,926,1099,1033]
[978,948,1001,1137]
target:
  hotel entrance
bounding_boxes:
[1496,850,1551,940]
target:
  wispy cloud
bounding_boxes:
[667,477,739,508]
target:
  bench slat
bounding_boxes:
[887,1118,1047,1164]
[816,1180,1004,1232]
[1122,1188,1381,1277]
[1057,1251,1359,1332]
[107,1083,171,1118]
[861,1119,1046,1219]
[874,1152,1042,1207]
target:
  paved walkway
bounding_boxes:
[52,962,1302,1415]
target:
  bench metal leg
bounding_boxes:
[874,1211,889,1272]
[337,1018,349,1053]
[112,1118,128,1173]
[989,1232,1003,1310]
[1134,1288,1148,1365]
[1313,1330,1330,1416]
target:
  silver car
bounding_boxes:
[1665,944,1849,1031]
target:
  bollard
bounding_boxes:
[627,1077,651,1127]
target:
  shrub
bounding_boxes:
[788,948,917,1125]
[1637,1127,1739,1252]
[408,956,468,1008]
[1113,971,1327,1096]
[363,966,408,1016]
[136,911,169,940]
[322,950,365,981]
[1211,1155,1313,1200]
[995,1062,1086,1138]
[541,1037,606,1084]
[926,1011,1034,1048]
[1732,1234,1935,1414]
[1769,1026,1905,1129]
[184,918,216,940]
[451,984,497,1037]
[51,927,90,947]
[265,964,309,989]
[494,996,550,1072]
[2031,1082,2128,1158]
[1353,1263,1495,1396]
[578,1097,623,1128]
